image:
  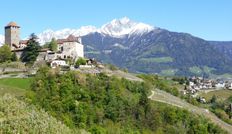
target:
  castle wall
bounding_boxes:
[58,42,84,60]
[36,51,47,61]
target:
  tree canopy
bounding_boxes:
[21,33,41,65]
[75,57,86,67]
[0,44,12,63]
[49,38,58,52]
[27,68,226,133]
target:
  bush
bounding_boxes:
[75,58,86,67]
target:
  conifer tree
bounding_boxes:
[21,33,41,65]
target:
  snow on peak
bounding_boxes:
[100,17,155,37]
[38,17,155,44]
[0,17,156,45]
[38,26,97,44]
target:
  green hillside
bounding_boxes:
[0,78,32,97]
[25,67,226,133]
[0,94,82,134]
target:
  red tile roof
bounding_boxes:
[57,35,79,44]
[5,22,20,28]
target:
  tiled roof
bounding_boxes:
[57,35,79,44]
[19,40,29,44]
[6,22,20,27]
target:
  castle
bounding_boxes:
[5,22,27,50]
[4,22,84,63]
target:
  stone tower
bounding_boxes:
[5,22,20,50]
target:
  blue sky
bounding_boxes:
[0,0,231,41]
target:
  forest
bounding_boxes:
[25,67,226,133]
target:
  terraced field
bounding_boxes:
[149,89,232,133]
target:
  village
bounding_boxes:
[0,22,143,80]
[182,76,232,101]
[2,21,101,72]
[3,21,232,94]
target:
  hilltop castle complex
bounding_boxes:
[4,22,84,64]
[5,22,27,50]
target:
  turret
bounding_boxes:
[5,21,20,50]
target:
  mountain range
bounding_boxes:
[0,17,232,76]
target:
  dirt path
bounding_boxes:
[105,69,143,82]
[149,89,232,133]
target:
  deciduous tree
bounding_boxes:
[0,44,12,63]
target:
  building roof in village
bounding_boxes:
[5,21,20,28]
[57,35,80,44]
[19,40,29,44]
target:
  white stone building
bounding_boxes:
[56,35,84,60]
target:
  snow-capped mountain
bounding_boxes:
[2,17,154,45]
[1,17,232,76]
[0,35,4,45]
[38,26,97,44]
[100,17,154,37]
[37,17,155,44]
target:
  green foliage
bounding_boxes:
[139,74,179,96]
[140,57,173,63]
[21,33,41,65]
[26,68,226,133]
[172,76,188,85]
[75,57,87,67]
[0,44,12,63]
[185,95,200,106]
[209,95,232,125]
[48,38,58,51]
[211,95,217,103]
[107,64,118,71]
[0,78,32,90]
[11,52,18,61]
[0,94,77,134]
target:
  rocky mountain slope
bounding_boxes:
[83,29,232,76]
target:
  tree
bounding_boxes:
[75,58,86,67]
[210,95,217,103]
[48,38,58,52]
[0,44,12,63]
[11,52,18,61]
[21,33,41,65]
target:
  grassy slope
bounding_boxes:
[0,78,32,89]
[0,78,32,96]
[199,89,232,102]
